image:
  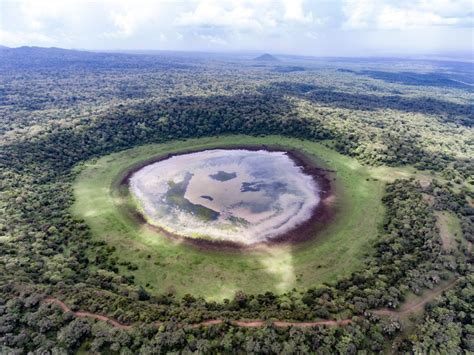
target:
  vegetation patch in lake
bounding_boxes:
[209,171,237,182]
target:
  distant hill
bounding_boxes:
[0,46,113,69]
[254,53,279,61]
[0,46,189,71]
[273,66,305,73]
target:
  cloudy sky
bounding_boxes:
[1,0,472,56]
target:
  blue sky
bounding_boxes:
[1,0,473,56]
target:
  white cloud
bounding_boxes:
[376,5,460,30]
[4,0,169,40]
[342,0,473,30]
[106,0,166,37]
[342,0,374,29]
[0,29,55,46]
[417,0,474,17]
[0,0,471,54]
[173,0,324,47]
[305,31,320,39]
[176,0,272,31]
[18,0,87,31]
[282,0,313,23]
[197,33,228,45]
[176,0,320,30]
[109,9,149,37]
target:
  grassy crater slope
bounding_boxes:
[72,135,414,300]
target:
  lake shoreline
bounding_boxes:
[117,143,336,252]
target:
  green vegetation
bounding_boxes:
[0,47,472,353]
[73,135,388,299]
[164,173,220,222]
[435,211,462,252]
[396,276,474,353]
[209,170,237,181]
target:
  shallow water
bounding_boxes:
[129,149,320,245]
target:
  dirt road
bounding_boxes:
[42,278,458,330]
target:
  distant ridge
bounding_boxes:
[0,46,189,71]
[254,53,279,61]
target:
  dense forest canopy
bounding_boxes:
[0,47,473,353]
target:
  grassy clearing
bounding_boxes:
[435,211,462,252]
[73,135,417,300]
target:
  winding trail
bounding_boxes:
[42,278,459,330]
[372,279,458,317]
[43,297,133,330]
[42,297,349,329]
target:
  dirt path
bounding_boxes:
[372,279,458,317]
[43,297,133,330]
[42,297,354,329]
[43,297,352,329]
[273,319,352,327]
[42,278,459,330]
